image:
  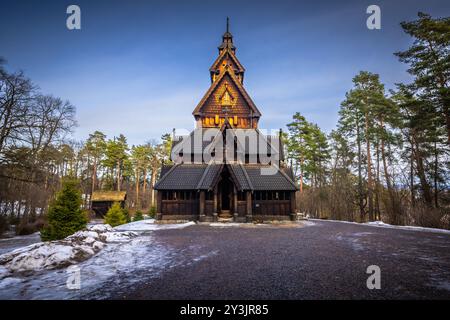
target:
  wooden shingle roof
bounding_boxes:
[155,163,297,191]
[192,68,261,117]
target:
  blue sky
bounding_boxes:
[1,0,449,145]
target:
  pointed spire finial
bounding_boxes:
[226,17,229,33]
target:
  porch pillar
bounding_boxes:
[233,186,238,221]
[290,191,297,221]
[199,191,205,221]
[156,190,162,220]
[246,191,252,222]
[213,187,218,222]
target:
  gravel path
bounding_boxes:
[107,220,450,300]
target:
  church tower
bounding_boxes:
[155,19,298,223]
[192,18,261,129]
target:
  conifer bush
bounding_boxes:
[104,202,127,227]
[40,178,87,241]
[123,208,131,223]
[148,206,157,218]
[133,210,144,221]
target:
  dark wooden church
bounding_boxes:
[155,19,298,222]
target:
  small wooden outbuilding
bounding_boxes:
[91,191,127,217]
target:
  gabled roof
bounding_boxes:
[154,164,208,190]
[154,163,297,191]
[209,48,245,73]
[228,163,253,191]
[197,163,223,190]
[171,125,284,161]
[192,68,261,117]
[243,165,298,191]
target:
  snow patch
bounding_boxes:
[209,223,241,228]
[0,224,137,275]
[114,220,195,231]
[312,219,450,235]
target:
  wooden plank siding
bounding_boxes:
[253,200,291,216]
[161,200,199,216]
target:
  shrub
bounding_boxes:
[104,202,127,227]
[16,218,46,236]
[133,210,144,221]
[0,214,9,236]
[148,206,157,219]
[40,178,88,241]
[123,208,131,223]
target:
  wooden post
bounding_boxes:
[246,191,252,222]
[199,191,205,219]
[156,190,162,220]
[213,188,218,213]
[290,191,297,221]
[233,186,238,221]
[213,187,218,222]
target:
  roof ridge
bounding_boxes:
[238,162,253,190]
[196,162,213,189]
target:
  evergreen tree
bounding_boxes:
[103,134,129,191]
[133,210,144,221]
[85,131,106,195]
[41,178,87,241]
[104,202,127,227]
[123,208,131,223]
[395,12,450,144]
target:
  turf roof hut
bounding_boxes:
[91,191,127,217]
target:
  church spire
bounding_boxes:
[218,17,235,53]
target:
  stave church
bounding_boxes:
[154,19,298,222]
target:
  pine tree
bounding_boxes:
[395,12,450,144]
[104,202,127,227]
[41,178,87,241]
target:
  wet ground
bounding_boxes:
[0,232,41,256]
[108,220,450,300]
[1,220,450,299]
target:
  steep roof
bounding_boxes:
[243,165,297,191]
[192,68,261,117]
[155,163,297,191]
[170,126,284,161]
[209,48,245,73]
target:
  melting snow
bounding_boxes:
[0,224,137,276]
[0,220,212,299]
[114,219,195,231]
[312,219,450,235]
